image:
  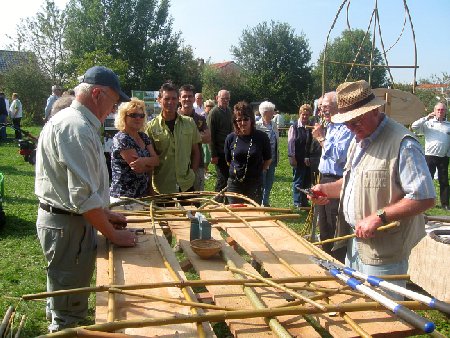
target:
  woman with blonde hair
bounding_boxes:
[110,98,159,201]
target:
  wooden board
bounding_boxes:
[373,88,425,125]
[96,225,213,337]
[210,209,418,337]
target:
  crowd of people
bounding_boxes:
[28,65,449,332]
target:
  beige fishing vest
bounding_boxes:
[336,117,426,265]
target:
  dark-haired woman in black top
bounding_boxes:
[224,101,271,204]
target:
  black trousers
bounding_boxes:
[12,118,22,139]
[214,154,230,200]
[316,174,346,263]
[426,155,449,207]
[226,177,262,205]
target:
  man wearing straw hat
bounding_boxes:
[310,80,435,294]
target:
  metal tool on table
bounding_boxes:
[310,256,436,334]
[312,257,450,315]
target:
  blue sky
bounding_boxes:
[1,0,449,83]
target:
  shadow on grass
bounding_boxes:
[0,214,37,238]
[0,165,35,177]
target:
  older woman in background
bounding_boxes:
[256,101,279,206]
[224,101,271,204]
[110,98,159,202]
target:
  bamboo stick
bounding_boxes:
[220,244,292,337]
[109,288,237,311]
[126,214,302,224]
[107,241,115,323]
[312,221,400,246]
[117,206,295,215]
[0,305,14,337]
[150,203,207,337]
[22,274,410,301]
[38,301,430,338]
[227,266,326,311]
[14,314,26,338]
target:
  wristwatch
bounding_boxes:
[376,209,388,224]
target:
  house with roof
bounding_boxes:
[210,61,242,75]
[0,50,36,74]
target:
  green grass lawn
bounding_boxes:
[0,125,448,337]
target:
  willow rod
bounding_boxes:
[227,266,326,311]
[116,206,295,215]
[126,214,302,224]
[220,242,292,337]
[268,212,374,336]
[109,288,237,311]
[22,273,409,301]
[39,301,430,338]
[150,202,206,337]
[107,241,115,323]
[312,221,400,246]
[175,200,292,337]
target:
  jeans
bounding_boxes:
[292,165,306,206]
[346,237,407,300]
[261,161,276,206]
[426,155,449,207]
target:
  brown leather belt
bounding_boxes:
[39,203,81,216]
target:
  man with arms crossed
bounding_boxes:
[146,82,201,194]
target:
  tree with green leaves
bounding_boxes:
[200,63,253,105]
[10,0,67,84]
[313,29,388,94]
[2,59,52,124]
[63,0,201,92]
[231,21,312,113]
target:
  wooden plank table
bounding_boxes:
[206,208,418,337]
[168,220,321,337]
[96,224,213,337]
[95,205,420,337]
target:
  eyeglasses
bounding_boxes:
[127,113,146,119]
[206,105,214,108]
[234,117,250,123]
[101,89,119,110]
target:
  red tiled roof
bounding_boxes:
[211,61,235,69]
[417,83,449,89]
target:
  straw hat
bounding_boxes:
[331,80,386,123]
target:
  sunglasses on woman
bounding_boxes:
[127,113,146,119]
[234,116,250,123]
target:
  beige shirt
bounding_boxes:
[35,101,109,213]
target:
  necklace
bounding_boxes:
[231,135,253,182]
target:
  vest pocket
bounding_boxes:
[363,170,388,188]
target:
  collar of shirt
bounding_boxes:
[358,113,387,150]
[296,118,308,127]
[71,100,102,131]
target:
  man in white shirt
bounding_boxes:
[44,85,62,122]
[411,102,450,210]
[193,92,205,115]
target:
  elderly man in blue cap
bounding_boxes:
[35,66,137,332]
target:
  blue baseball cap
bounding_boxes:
[80,66,130,102]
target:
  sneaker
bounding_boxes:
[204,173,211,179]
